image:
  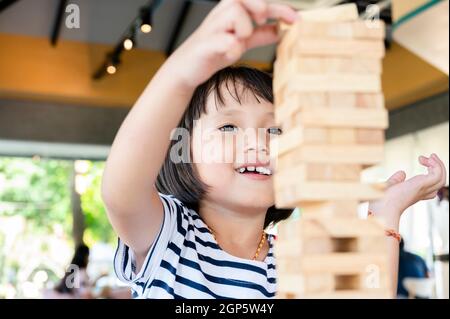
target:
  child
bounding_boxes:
[102,0,446,298]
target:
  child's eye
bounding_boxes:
[268,127,282,135]
[219,124,238,132]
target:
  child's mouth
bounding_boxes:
[234,165,272,180]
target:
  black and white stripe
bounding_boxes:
[114,193,277,299]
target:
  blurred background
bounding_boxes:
[0,0,448,299]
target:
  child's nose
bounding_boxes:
[244,135,269,154]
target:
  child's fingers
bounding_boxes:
[419,155,431,167]
[266,3,299,24]
[418,155,444,187]
[428,156,443,177]
[422,159,444,191]
[208,32,244,62]
[245,24,279,49]
[234,0,298,25]
[431,153,447,186]
[386,170,406,187]
[423,191,439,200]
[239,0,269,25]
[227,4,256,39]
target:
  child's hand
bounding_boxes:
[166,0,298,89]
[369,153,447,227]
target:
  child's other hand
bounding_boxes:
[167,0,298,89]
[369,153,447,225]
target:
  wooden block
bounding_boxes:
[300,200,359,218]
[355,93,385,108]
[307,163,361,181]
[277,92,384,109]
[334,274,362,290]
[273,85,291,110]
[277,253,391,293]
[356,129,385,144]
[276,291,299,299]
[277,92,356,109]
[274,163,361,190]
[327,92,355,108]
[274,241,302,258]
[297,3,359,22]
[287,20,385,40]
[275,108,387,138]
[282,74,382,93]
[276,3,360,57]
[270,127,329,156]
[276,91,328,110]
[276,274,304,294]
[357,236,389,253]
[275,244,388,275]
[326,57,383,74]
[293,108,388,129]
[273,164,307,189]
[291,38,385,59]
[300,216,387,238]
[274,93,329,124]
[277,275,340,297]
[275,182,385,207]
[274,58,383,93]
[276,145,385,167]
[275,239,334,258]
[276,273,336,295]
[301,253,389,274]
[276,216,387,241]
[303,274,335,293]
[330,128,356,144]
[302,128,330,143]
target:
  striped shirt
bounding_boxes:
[114,193,277,299]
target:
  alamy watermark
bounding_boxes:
[168,119,280,165]
[65,4,80,29]
[64,264,82,289]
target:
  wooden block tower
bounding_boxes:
[272,4,393,299]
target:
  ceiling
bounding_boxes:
[0,0,447,110]
[0,0,395,62]
[0,0,276,62]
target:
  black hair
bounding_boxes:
[156,66,293,229]
[55,243,90,294]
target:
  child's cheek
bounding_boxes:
[192,133,237,187]
[192,131,237,165]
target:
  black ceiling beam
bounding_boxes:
[165,0,192,56]
[0,0,20,12]
[50,0,68,46]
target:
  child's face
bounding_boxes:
[191,84,280,211]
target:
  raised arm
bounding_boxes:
[101,61,195,259]
[369,153,447,296]
[101,0,298,265]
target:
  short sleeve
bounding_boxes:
[113,193,183,286]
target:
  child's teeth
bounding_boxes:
[237,166,272,175]
[254,167,272,175]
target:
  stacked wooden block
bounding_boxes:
[272,4,392,298]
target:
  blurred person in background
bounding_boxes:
[46,243,93,299]
[397,238,430,298]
